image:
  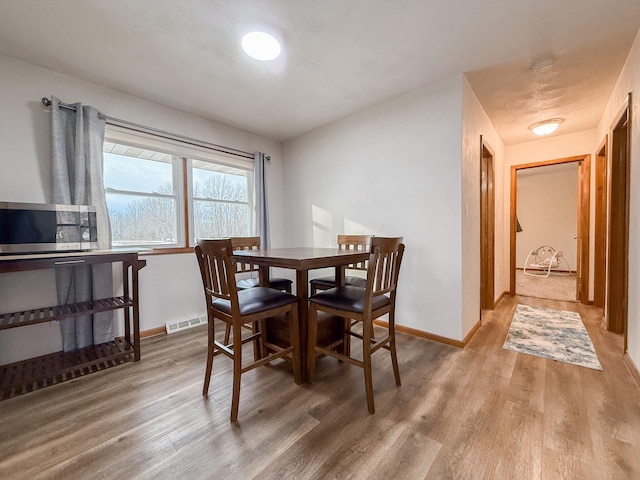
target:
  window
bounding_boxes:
[191,159,252,241]
[103,142,180,247]
[103,131,254,249]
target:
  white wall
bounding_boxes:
[461,77,505,335]
[283,74,465,341]
[0,55,285,364]
[596,29,640,371]
[516,166,579,270]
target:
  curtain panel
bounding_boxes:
[254,152,270,248]
[50,96,114,351]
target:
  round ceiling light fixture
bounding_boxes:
[241,31,281,61]
[528,118,564,136]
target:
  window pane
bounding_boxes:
[194,200,250,241]
[104,150,174,195]
[192,160,248,201]
[103,141,179,247]
[107,193,177,246]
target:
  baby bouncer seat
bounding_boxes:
[523,245,571,278]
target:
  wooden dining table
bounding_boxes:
[232,247,369,381]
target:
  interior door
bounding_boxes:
[606,100,630,340]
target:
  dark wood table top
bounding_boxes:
[232,247,369,270]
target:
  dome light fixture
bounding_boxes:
[528,118,564,136]
[241,31,281,61]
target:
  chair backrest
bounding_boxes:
[195,239,238,305]
[230,236,261,274]
[365,236,405,298]
[337,234,372,271]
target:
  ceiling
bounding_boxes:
[1,0,640,145]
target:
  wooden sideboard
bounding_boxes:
[0,250,146,399]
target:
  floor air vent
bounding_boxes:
[166,315,207,334]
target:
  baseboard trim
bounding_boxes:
[494,291,509,307]
[463,319,482,346]
[140,326,167,339]
[374,320,472,348]
[624,353,640,391]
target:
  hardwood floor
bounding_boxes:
[1,295,639,479]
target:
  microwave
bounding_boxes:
[0,202,98,254]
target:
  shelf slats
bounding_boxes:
[0,296,133,330]
[0,338,135,399]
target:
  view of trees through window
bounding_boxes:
[192,160,251,241]
[103,141,253,248]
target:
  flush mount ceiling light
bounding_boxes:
[241,31,281,61]
[528,118,564,136]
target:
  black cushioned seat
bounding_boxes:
[236,277,293,292]
[310,285,390,313]
[309,275,367,290]
[213,287,298,316]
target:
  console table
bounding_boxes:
[0,250,146,399]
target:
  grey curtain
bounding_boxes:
[51,96,113,351]
[254,152,270,248]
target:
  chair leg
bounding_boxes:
[390,333,401,387]
[223,324,231,345]
[362,319,375,414]
[203,317,215,395]
[288,305,302,385]
[307,305,318,383]
[388,309,401,386]
[252,320,264,361]
[230,321,243,422]
[342,317,351,357]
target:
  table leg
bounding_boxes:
[296,269,310,382]
[254,265,271,359]
[258,265,270,286]
[334,265,350,356]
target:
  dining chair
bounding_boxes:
[309,234,372,295]
[225,236,294,347]
[231,236,293,293]
[195,239,301,422]
[307,236,405,414]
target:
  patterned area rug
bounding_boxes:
[503,304,603,370]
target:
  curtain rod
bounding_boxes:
[41,97,266,161]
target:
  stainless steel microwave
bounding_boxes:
[0,202,98,254]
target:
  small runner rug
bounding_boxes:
[503,304,603,371]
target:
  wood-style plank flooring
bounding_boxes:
[1,294,639,479]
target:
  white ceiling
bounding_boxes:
[1,0,639,145]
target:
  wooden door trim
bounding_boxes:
[606,93,632,349]
[480,137,495,311]
[594,135,608,309]
[509,154,591,304]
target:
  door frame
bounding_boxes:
[480,137,495,311]
[606,94,631,350]
[594,135,608,309]
[510,154,591,303]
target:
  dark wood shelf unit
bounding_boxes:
[0,338,134,400]
[0,250,146,400]
[0,296,133,329]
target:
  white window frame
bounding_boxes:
[103,126,254,250]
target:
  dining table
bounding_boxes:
[232,247,370,381]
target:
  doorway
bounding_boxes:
[480,139,495,311]
[510,155,591,303]
[606,97,631,348]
